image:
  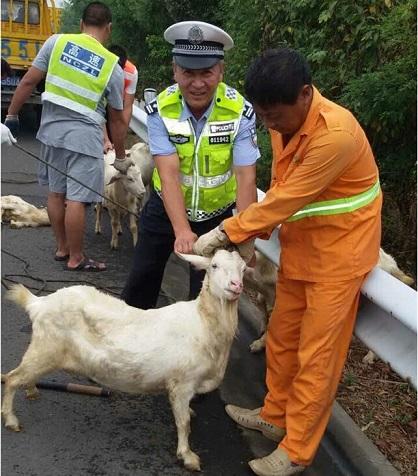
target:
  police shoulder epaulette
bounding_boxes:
[243,102,254,119]
[145,99,158,115]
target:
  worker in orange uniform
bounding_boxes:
[104,44,138,152]
[193,47,382,476]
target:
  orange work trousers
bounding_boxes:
[259,272,367,466]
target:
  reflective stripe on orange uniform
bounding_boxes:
[123,59,137,94]
[223,87,382,466]
[224,86,382,281]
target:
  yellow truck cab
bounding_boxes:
[1,0,60,108]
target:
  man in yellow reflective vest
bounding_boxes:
[5,2,132,272]
[121,21,260,308]
[194,48,382,475]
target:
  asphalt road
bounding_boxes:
[1,118,356,476]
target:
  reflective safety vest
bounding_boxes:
[153,82,245,221]
[287,179,381,222]
[43,33,118,124]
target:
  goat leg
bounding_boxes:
[2,343,57,431]
[129,212,138,247]
[110,211,120,249]
[168,384,201,471]
[249,332,267,353]
[95,203,102,234]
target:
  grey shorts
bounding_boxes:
[38,144,104,203]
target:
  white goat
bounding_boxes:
[247,247,414,353]
[95,151,146,249]
[378,248,414,286]
[244,251,277,353]
[1,195,50,228]
[127,142,154,188]
[126,142,154,206]
[2,249,246,472]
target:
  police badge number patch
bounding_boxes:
[169,134,190,144]
[209,135,231,144]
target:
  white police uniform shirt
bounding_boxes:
[147,97,260,165]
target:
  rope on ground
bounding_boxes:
[2,171,38,184]
[12,143,140,219]
[1,249,122,297]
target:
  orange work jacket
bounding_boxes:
[224,87,382,282]
[123,60,137,92]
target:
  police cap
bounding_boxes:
[164,21,234,70]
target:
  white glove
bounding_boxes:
[1,123,17,146]
[193,226,230,257]
[111,157,134,174]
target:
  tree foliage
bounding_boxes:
[59,0,416,275]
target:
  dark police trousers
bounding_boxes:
[121,191,234,309]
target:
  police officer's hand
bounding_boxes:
[174,229,198,254]
[4,115,19,138]
[1,123,17,146]
[193,225,230,257]
[112,157,134,174]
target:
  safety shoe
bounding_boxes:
[225,405,285,442]
[249,447,305,476]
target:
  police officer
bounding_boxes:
[121,20,260,309]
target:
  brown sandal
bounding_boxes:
[67,258,106,272]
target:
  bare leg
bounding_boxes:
[169,384,200,471]
[47,192,68,257]
[65,200,86,267]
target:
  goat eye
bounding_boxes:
[211,263,218,269]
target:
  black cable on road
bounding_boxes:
[12,143,140,219]
[1,249,122,297]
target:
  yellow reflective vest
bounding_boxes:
[152,82,245,221]
[44,33,118,124]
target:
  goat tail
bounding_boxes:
[6,284,36,312]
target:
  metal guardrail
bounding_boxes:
[129,102,148,142]
[130,106,417,389]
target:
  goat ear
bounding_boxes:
[107,174,121,185]
[176,252,211,270]
[244,266,255,278]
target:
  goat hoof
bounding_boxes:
[4,417,22,432]
[25,387,40,400]
[249,341,265,353]
[6,423,22,432]
[181,451,201,471]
